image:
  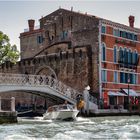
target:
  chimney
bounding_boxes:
[129,15,135,28]
[28,19,35,31]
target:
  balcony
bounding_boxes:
[115,38,136,47]
[117,56,139,69]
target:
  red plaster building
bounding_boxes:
[100,16,140,109]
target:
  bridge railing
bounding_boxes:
[89,94,98,105]
[0,73,80,102]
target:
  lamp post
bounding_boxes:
[128,75,130,111]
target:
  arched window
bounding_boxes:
[124,47,128,64]
[135,50,138,65]
[114,45,118,63]
[114,71,118,83]
[102,43,106,61]
[133,74,137,84]
[132,50,138,65]
[101,70,107,82]
[120,72,125,83]
[128,49,132,64]
[119,47,123,63]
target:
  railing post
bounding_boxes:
[83,89,89,115]
[11,97,15,112]
[0,96,1,111]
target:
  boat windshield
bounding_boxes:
[58,105,68,110]
[62,105,68,109]
[47,104,75,111]
[60,104,74,110]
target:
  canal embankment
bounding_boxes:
[0,97,17,124]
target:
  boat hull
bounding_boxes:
[43,110,79,121]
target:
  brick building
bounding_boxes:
[101,16,140,108]
[0,8,140,109]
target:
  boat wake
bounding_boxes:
[18,117,52,124]
[4,134,34,140]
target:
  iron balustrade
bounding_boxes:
[0,73,80,103]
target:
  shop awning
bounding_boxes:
[108,91,127,96]
[122,89,139,97]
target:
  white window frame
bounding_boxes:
[102,70,107,82]
[102,42,106,62]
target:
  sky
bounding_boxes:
[0,1,140,51]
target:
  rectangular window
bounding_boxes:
[114,71,118,83]
[114,48,117,63]
[120,72,125,83]
[129,73,133,84]
[113,29,137,41]
[132,74,136,84]
[37,35,43,44]
[128,33,133,40]
[109,96,117,105]
[102,70,107,82]
[113,29,117,36]
[101,26,106,34]
[134,35,137,41]
[129,73,136,84]
[125,73,128,83]
[118,30,120,37]
[102,47,106,61]
[120,73,137,84]
[120,31,123,37]
[132,33,134,40]
[126,32,128,38]
[122,31,126,38]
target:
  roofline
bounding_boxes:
[39,8,99,21]
[39,8,140,33]
[20,29,44,37]
[101,18,140,33]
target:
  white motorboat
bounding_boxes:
[43,104,79,121]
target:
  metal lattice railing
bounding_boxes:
[89,94,98,105]
[0,73,81,102]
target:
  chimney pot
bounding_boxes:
[28,19,35,31]
[129,15,135,28]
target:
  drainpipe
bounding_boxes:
[98,20,102,99]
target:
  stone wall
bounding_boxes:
[0,112,17,124]
[0,8,100,107]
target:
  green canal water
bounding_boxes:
[1,116,140,140]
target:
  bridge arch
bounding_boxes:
[0,73,80,105]
[0,86,70,104]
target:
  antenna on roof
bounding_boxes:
[71,6,73,11]
[59,6,61,9]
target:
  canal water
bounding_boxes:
[1,116,140,140]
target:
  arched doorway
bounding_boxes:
[35,66,57,79]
